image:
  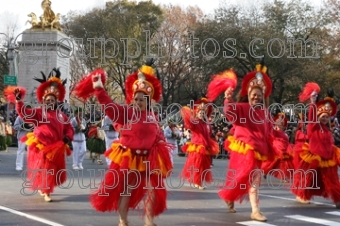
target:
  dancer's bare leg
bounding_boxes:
[118,187,131,226]
[249,170,266,222]
[144,181,157,226]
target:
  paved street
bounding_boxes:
[1,147,340,226]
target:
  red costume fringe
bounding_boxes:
[218,150,262,202]
[180,145,215,186]
[26,139,71,194]
[292,130,307,169]
[262,155,294,181]
[262,131,294,181]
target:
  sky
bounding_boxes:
[0,0,324,39]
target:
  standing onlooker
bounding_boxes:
[164,119,182,164]
[70,107,87,170]
[0,116,7,151]
[101,115,119,166]
[63,100,69,115]
[5,121,14,148]
[87,122,106,165]
[14,112,34,171]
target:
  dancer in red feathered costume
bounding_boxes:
[206,70,237,156]
[291,84,340,207]
[262,113,294,182]
[72,59,172,226]
[207,60,274,222]
[179,97,219,190]
[292,113,308,169]
[292,83,320,171]
[6,68,74,202]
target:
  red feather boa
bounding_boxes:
[207,70,237,101]
[4,86,26,103]
[72,69,107,101]
[299,82,320,102]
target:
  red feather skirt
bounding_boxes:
[291,142,340,202]
[23,132,71,194]
[219,136,266,203]
[180,142,215,187]
[89,141,173,216]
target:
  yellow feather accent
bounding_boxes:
[107,143,167,176]
[49,77,62,83]
[219,70,237,79]
[184,142,212,155]
[255,64,261,71]
[300,143,337,167]
[24,133,66,161]
[227,135,268,161]
[255,64,267,73]
[157,154,168,176]
[139,65,155,76]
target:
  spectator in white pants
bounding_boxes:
[101,115,119,166]
[164,119,182,164]
[13,114,33,171]
[70,107,87,170]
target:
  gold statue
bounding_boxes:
[26,12,40,29]
[40,15,48,30]
[41,0,55,24]
[26,0,63,32]
[50,13,62,31]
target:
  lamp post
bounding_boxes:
[6,43,15,122]
[0,33,16,122]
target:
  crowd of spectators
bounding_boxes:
[2,101,340,151]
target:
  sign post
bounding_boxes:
[4,75,17,86]
[3,75,17,122]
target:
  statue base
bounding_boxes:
[17,29,72,105]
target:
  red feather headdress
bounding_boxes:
[273,112,288,127]
[125,65,162,104]
[240,63,272,98]
[193,97,213,118]
[298,82,320,102]
[316,99,337,117]
[33,68,67,103]
[207,69,237,102]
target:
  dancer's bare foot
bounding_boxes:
[250,211,267,222]
[226,201,236,213]
[44,193,52,202]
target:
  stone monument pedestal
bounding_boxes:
[18,29,72,105]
